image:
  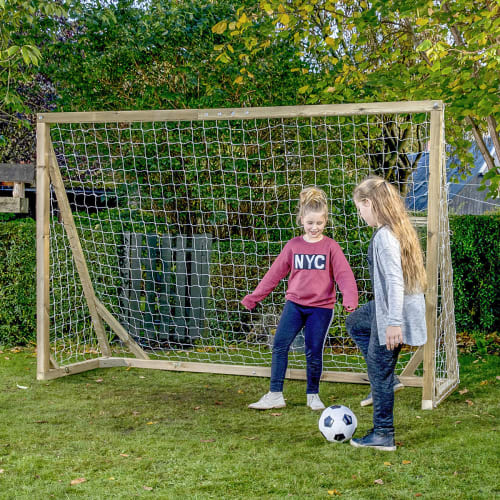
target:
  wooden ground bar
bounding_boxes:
[38,355,424,388]
[37,359,101,380]
[97,358,424,387]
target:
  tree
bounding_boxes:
[42,0,304,112]
[37,0,310,237]
[0,0,67,162]
[210,0,500,197]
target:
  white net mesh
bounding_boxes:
[45,106,456,391]
[435,154,460,403]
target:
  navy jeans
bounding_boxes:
[346,301,401,432]
[270,301,334,394]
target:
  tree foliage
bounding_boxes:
[0,0,66,111]
[0,0,67,161]
[211,0,500,196]
[42,0,303,112]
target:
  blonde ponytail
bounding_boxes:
[296,186,329,225]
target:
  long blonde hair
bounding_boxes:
[296,186,329,225]
[353,176,427,293]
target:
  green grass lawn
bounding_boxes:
[0,349,498,499]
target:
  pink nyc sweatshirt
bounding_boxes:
[241,236,358,311]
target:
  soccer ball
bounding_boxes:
[318,405,357,443]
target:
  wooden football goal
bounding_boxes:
[36,100,459,409]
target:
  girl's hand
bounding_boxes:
[241,295,257,310]
[386,325,403,350]
[343,304,356,312]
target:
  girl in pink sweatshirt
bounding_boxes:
[242,186,358,410]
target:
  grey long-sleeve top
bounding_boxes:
[372,226,427,347]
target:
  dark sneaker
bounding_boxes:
[360,380,404,407]
[350,429,396,451]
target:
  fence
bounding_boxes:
[119,233,212,346]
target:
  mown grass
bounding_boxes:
[0,349,498,499]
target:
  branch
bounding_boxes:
[442,2,496,174]
[467,116,496,172]
[486,116,500,169]
[405,18,433,67]
[441,2,466,46]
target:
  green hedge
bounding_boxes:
[0,213,498,347]
[0,217,36,345]
[449,213,499,335]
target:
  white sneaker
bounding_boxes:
[248,391,286,410]
[307,393,325,411]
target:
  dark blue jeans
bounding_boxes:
[270,301,334,394]
[346,301,401,432]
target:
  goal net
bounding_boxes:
[36,101,458,408]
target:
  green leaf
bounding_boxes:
[6,45,20,57]
[212,21,227,35]
[416,40,432,51]
[21,47,32,64]
[278,13,290,26]
[215,52,232,64]
[325,36,337,49]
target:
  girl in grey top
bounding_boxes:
[347,176,427,451]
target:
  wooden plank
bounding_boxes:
[0,163,35,182]
[0,197,29,213]
[47,143,112,357]
[128,233,144,340]
[12,182,25,198]
[422,108,444,409]
[37,359,101,380]
[191,235,203,337]
[38,109,198,124]
[159,235,173,337]
[401,346,424,377]
[49,355,59,369]
[198,101,442,121]
[36,123,51,380]
[189,234,211,339]
[40,353,424,390]
[409,216,428,227]
[98,357,130,368]
[143,234,158,334]
[174,235,188,340]
[108,358,424,387]
[199,234,212,336]
[94,299,150,360]
[37,101,443,124]
[119,232,132,336]
[111,358,274,376]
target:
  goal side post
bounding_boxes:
[36,122,51,380]
[422,106,459,409]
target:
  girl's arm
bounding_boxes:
[377,232,405,349]
[241,245,292,310]
[377,239,405,327]
[330,243,358,311]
